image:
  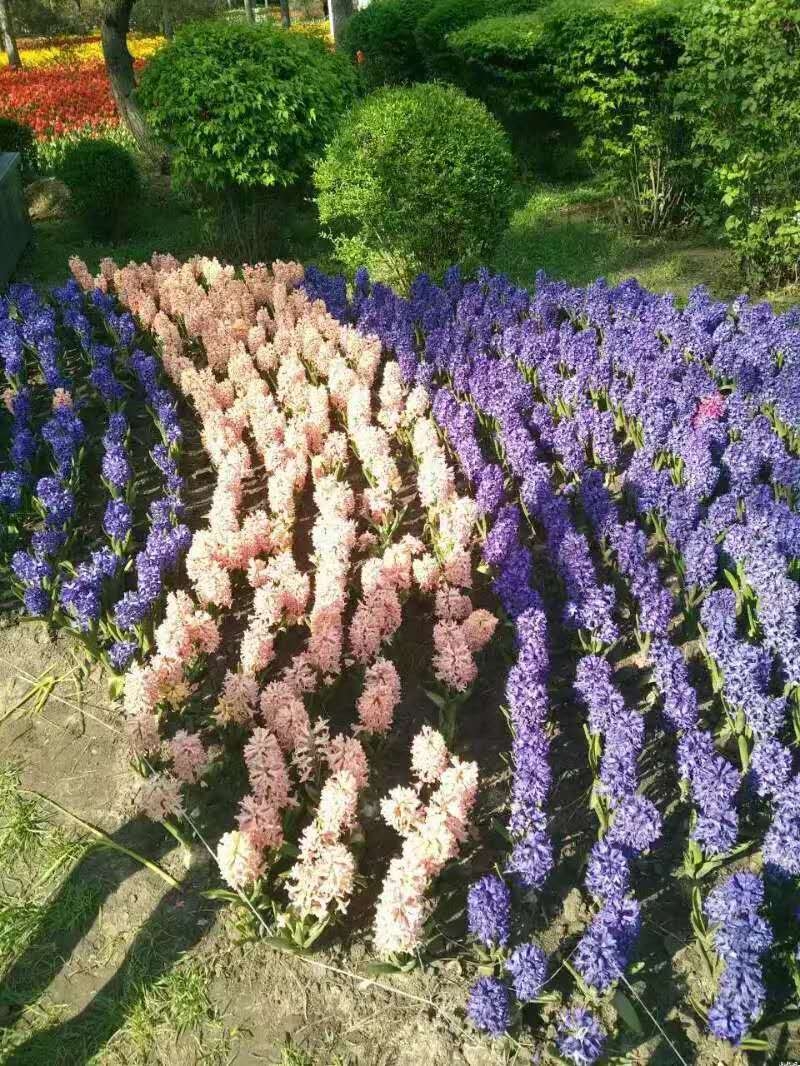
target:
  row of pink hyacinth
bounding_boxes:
[68,255,493,949]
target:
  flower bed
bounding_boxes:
[0,35,162,157]
[0,34,163,69]
[2,257,799,1062]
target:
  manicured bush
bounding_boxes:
[447,0,688,227]
[314,83,514,287]
[137,21,356,191]
[414,0,543,82]
[673,0,800,286]
[57,137,141,238]
[339,0,430,89]
[0,117,36,178]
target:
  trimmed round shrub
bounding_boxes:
[673,0,800,286]
[340,0,430,89]
[415,0,543,82]
[0,117,36,179]
[137,21,356,192]
[57,138,142,239]
[314,83,514,288]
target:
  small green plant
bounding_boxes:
[137,21,356,193]
[340,0,430,89]
[0,117,36,179]
[57,137,142,240]
[314,83,514,289]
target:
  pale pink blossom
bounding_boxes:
[326,734,369,791]
[168,729,209,784]
[237,793,284,851]
[411,726,450,786]
[432,620,477,692]
[442,548,473,589]
[125,711,161,757]
[239,616,276,677]
[461,609,499,652]
[217,829,265,890]
[136,773,184,822]
[285,835,355,920]
[214,671,259,726]
[260,683,310,753]
[434,586,472,623]
[356,657,401,734]
[413,554,441,593]
[243,727,292,808]
[317,770,359,840]
[373,741,478,957]
[380,786,423,837]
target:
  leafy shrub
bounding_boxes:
[57,137,141,239]
[414,0,543,82]
[137,21,356,192]
[0,117,36,179]
[673,0,800,286]
[339,0,430,89]
[314,83,514,288]
[447,0,688,226]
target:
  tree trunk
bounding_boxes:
[162,0,174,39]
[101,0,154,152]
[0,0,22,70]
[279,0,290,28]
[243,0,255,22]
[329,0,353,46]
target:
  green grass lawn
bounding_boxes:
[14,172,800,312]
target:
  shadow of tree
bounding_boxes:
[1,817,220,1065]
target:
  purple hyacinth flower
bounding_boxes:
[506,942,547,1002]
[11,551,53,585]
[108,639,138,672]
[103,499,133,542]
[467,874,511,949]
[466,977,510,1036]
[507,829,554,890]
[0,471,25,511]
[23,585,50,616]
[556,1006,606,1065]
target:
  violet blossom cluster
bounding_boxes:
[704,872,772,1044]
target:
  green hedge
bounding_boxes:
[673,0,800,286]
[57,138,142,239]
[0,117,36,180]
[446,0,687,219]
[414,0,544,82]
[446,9,557,116]
[339,0,430,90]
[448,0,685,130]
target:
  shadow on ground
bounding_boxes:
[1,816,220,1065]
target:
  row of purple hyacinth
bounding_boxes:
[0,280,188,675]
[309,269,670,1031]
[303,266,796,1056]
[307,270,620,1062]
